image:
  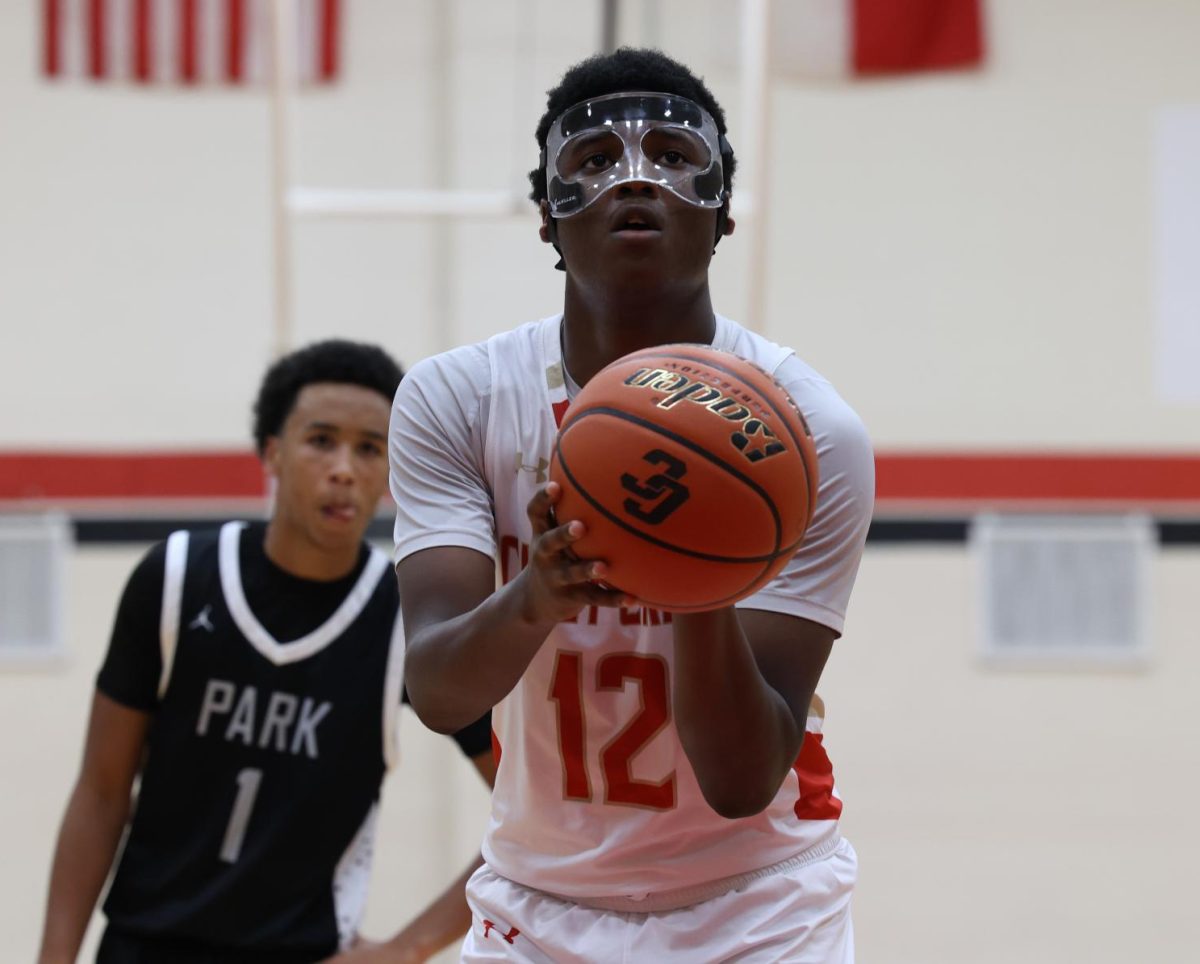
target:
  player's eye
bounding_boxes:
[659,149,688,166]
[357,441,384,458]
[308,432,335,450]
[583,152,614,171]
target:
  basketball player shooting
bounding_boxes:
[390,49,875,962]
[38,341,495,964]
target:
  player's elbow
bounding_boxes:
[402,676,471,736]
[401,640,479,735]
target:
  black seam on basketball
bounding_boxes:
[555,407,784,563]
[609,347,818,516]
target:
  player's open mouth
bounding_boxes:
[322,504,357,522]
[610,205,662,234]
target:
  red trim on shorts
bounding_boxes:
[792,732,842,821]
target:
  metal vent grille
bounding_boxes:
[0,514,70,662]
[972,514,1153,664]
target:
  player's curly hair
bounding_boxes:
[252,339,403,454]
[528,47,736,205]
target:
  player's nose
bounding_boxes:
[328,444,355,483]
[615,178,661,198]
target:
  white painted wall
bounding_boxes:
[3,0,1197,448]
[3,1,1200,962]
[2,543,1197,962]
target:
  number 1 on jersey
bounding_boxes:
[220,767,262,863]
[549,651,676,811]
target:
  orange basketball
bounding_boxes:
[549,344,819,612]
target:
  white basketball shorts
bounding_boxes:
[460,837,857,963]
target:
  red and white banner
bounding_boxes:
[42,0,341,85]
[778,0,984,77]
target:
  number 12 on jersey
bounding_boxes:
[549,651,676,811]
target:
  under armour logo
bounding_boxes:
[481,919,520,944]
[514,451,549,483]
[188,605,215,633]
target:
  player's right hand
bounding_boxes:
[516,482,630,624]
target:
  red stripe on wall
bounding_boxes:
[319,0,340,80]
[1,452,1199,506]
[0,453,264,501]
[87,0,106,78]
[875,453,1200,504]
[180,0,199,82]
[226,0,245,82]
[132,0,152,81]
[43,0,61,76]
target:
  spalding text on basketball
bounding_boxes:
[623,367,787,463]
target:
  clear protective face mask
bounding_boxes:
[543,91,729,218]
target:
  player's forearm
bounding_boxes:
[671,609,805,819]
[381,853,483,962]
[404,574,553,734]
[38,783,131,963]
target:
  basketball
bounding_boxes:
[549,344,819,612]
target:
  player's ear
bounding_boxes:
[539,201,552,243]
[722,212,736,237]
[262,436,282,479]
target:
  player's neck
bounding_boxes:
[262,518,361,582]
[561,282,717,387]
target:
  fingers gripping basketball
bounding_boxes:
[549,345,819,612]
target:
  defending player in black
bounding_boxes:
[38,340,495,964]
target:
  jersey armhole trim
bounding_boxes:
[158,530,190,699]
[382,610,405,770]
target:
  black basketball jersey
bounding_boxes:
[96,521,437,961]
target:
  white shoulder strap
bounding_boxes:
[382,607,406,770]
[157,530,190,699]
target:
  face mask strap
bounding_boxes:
[711,133,734,254]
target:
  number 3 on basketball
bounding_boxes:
[549,651,676,811]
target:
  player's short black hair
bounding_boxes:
[252,339,403,454]
[528,47,736,205]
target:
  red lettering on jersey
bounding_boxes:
[619,605,641,625]
[499,535,530,585]
[618,605,673,625]
[552,399,570,427]
[491,728,502,768]
[792,731,843,821]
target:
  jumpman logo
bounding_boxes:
[189,604,215,633]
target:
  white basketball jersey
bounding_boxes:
[469,315,865,900]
